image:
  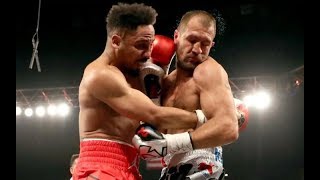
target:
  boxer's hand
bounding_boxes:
[151,35,175,67]
[234,98,249,132]
[139,35,174,100]
[132,124,167,160]
[139,62,165,99]
[132,124,194,160]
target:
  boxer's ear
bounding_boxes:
[111,34,121,48]
[211,41,215,48]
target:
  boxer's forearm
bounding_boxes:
[104,81,197,130]
[190,113,238,149]
[149,106,198,129]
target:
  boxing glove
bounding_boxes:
[234,98,249,132]
[139,61,165,101]
[151,35,175,67]
[132,124,194,160]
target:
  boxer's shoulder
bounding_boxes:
[162,71,176,87]
[196,58,221,72]
[194,59,227,83]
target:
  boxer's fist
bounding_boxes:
[234,98,249,132]
[132,124,194,160]
[151,35,175,66]
[139,62,165,99]
[132,124,167,160]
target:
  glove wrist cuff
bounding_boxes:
[164,132,193,154]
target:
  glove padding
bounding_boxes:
[132,124,167,160]
[234,98,249,132]
[139,61,165,100]
[132,124,194,160]
[151,35,175,67]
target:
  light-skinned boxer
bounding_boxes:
[133,10,249,180]
[73,3,208,180]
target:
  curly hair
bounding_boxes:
[106,2,158,36]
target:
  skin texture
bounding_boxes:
[161,13,239,149]
[79,24,199,144]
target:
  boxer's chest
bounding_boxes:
[162,79,199,111]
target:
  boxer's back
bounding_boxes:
[78,58,140,144]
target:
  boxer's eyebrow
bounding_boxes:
[136,37,154,44]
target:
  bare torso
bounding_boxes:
[161,70,200,134]
[78,58,144,144]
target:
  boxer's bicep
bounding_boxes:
[86,69,158,122]
[86,68,197,129]
[112,88,160,122]
[199,65,236,123]
[192,62,238,148]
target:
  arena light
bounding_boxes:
[243,95,255,108]
[57,103,70,117]
[24,108,33,117]
[243,91,271,110]
[35,106,46,117]
[47,104,57,116]
[16,106,22,116]
[254,91,271,109]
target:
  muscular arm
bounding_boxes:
[84,67,197,130]
[190,59,239,149]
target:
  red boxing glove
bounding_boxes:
[151,35,175,66]
[234,98,249,132]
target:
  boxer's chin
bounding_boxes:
[177,60,196,71]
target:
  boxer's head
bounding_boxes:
[106,3,158,72]
[69,154,79,175]
[174,10,220,71]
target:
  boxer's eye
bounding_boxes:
[135,43,150,51]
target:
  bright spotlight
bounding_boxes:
[35,106,46,117]
[254,91,271,109]
[57,103,70,117]
[242,91,271,109]
[24,108,33,117]
[243,95,255,108]
[47,104,57,116]
[16,106,22,116]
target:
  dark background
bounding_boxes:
[16,0,304,179]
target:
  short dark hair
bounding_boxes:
[69,154,79,167]
[177,9,226,52]
[106,2,158,36]
[177,10,216,33]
